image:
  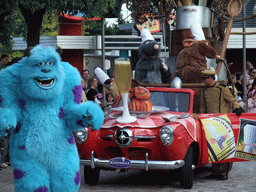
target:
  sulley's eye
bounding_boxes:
[47,62,53,66]
[37,62,45,66]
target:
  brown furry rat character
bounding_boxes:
[172,39,219,83]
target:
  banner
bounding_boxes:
[235,118,256,161]
[136,14,161,34]
[201,115,236,163]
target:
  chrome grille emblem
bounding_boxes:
[115,128,133,147]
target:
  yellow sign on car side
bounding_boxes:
[201,115,236,163]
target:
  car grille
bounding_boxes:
[104,147,151,160]
[104,147,123,158]
[128,148,151,160]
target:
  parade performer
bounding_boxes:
[0,45,104,191]
[172,22,219,83]
[94,67,120,102]
[135,28,171,84]
[201,69,242,180]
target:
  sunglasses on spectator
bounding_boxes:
[201,76,210,80]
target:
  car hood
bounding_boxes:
[102,113,166,128]
[102,112,196,132]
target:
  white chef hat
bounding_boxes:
[140,28,154,42]
[190,22,205,41]
[94,67,110,85]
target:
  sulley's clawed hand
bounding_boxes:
[76,101,104,131]
[0,108,17,139]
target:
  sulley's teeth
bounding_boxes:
[37,79,54,86]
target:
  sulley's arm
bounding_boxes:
[65,101,104,131]
[0,64,22,138]
[0,108,17,139]
[61,62,104,132]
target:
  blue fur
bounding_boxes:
[0,108,17,138]
[0,45,104,192]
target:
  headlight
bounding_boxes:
[160,126,174,146]
[73,128,89,144]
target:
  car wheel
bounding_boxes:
[229,162,233,171]
[180,146,193,189]
[84,166,100,185]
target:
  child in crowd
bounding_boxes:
[106,92,114,107]
[86,89,102,106]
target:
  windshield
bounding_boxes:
[117,91,191,112]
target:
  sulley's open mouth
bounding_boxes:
[35,78,55,89]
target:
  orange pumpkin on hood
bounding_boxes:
[128,86,152,111]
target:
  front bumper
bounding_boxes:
[80,151,185,171]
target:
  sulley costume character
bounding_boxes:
[0,45,104,192]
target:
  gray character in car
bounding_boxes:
[135,28,171,84]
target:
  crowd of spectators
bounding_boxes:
[82,60,256,115]
[230,61,256,113]
[81,69,120,111]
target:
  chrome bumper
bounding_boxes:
[80,151,185,171]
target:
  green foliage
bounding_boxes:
[0,0,117,49]
[83,20,102,36]
[0,17,12,53]
[83,12,132,36]
[0,7,58,60]
[41,10,58,37]
[8,51,24,63]
[0,0,123,58]
[83,20,131,36]
[0,0,16,16]
[125,0,175,24]
[11,7,27,38]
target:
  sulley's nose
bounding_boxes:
[41,69,51,73]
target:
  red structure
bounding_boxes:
[58,13,100,73]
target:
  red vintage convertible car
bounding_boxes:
[75,83,253,189]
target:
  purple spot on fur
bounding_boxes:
[13,168,25,180]
[18,145,25,150]
[68,134,75,144]
[75,171,81,185]
[18,99,26,109]
[59,107,64,118]
[14,122,21,134]
[34,186,48,192]
[73,85,83,104]
[76,119,84,127]
[0,95,2,105]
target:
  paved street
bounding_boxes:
[1,161,256,192]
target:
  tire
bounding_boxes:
[229,162,233,171]
[84,166,100,185]
[180,146,193,189]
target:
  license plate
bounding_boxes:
[109,157,131,169]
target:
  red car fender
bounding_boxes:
[76,128,99,158]
[163,122,196,161]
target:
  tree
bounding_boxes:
[83,13,131,36]
[0,8,59,60]
[125,0,175,24]
[0,0,17,53]
[124,0,233,24]
[0,0,116,48]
